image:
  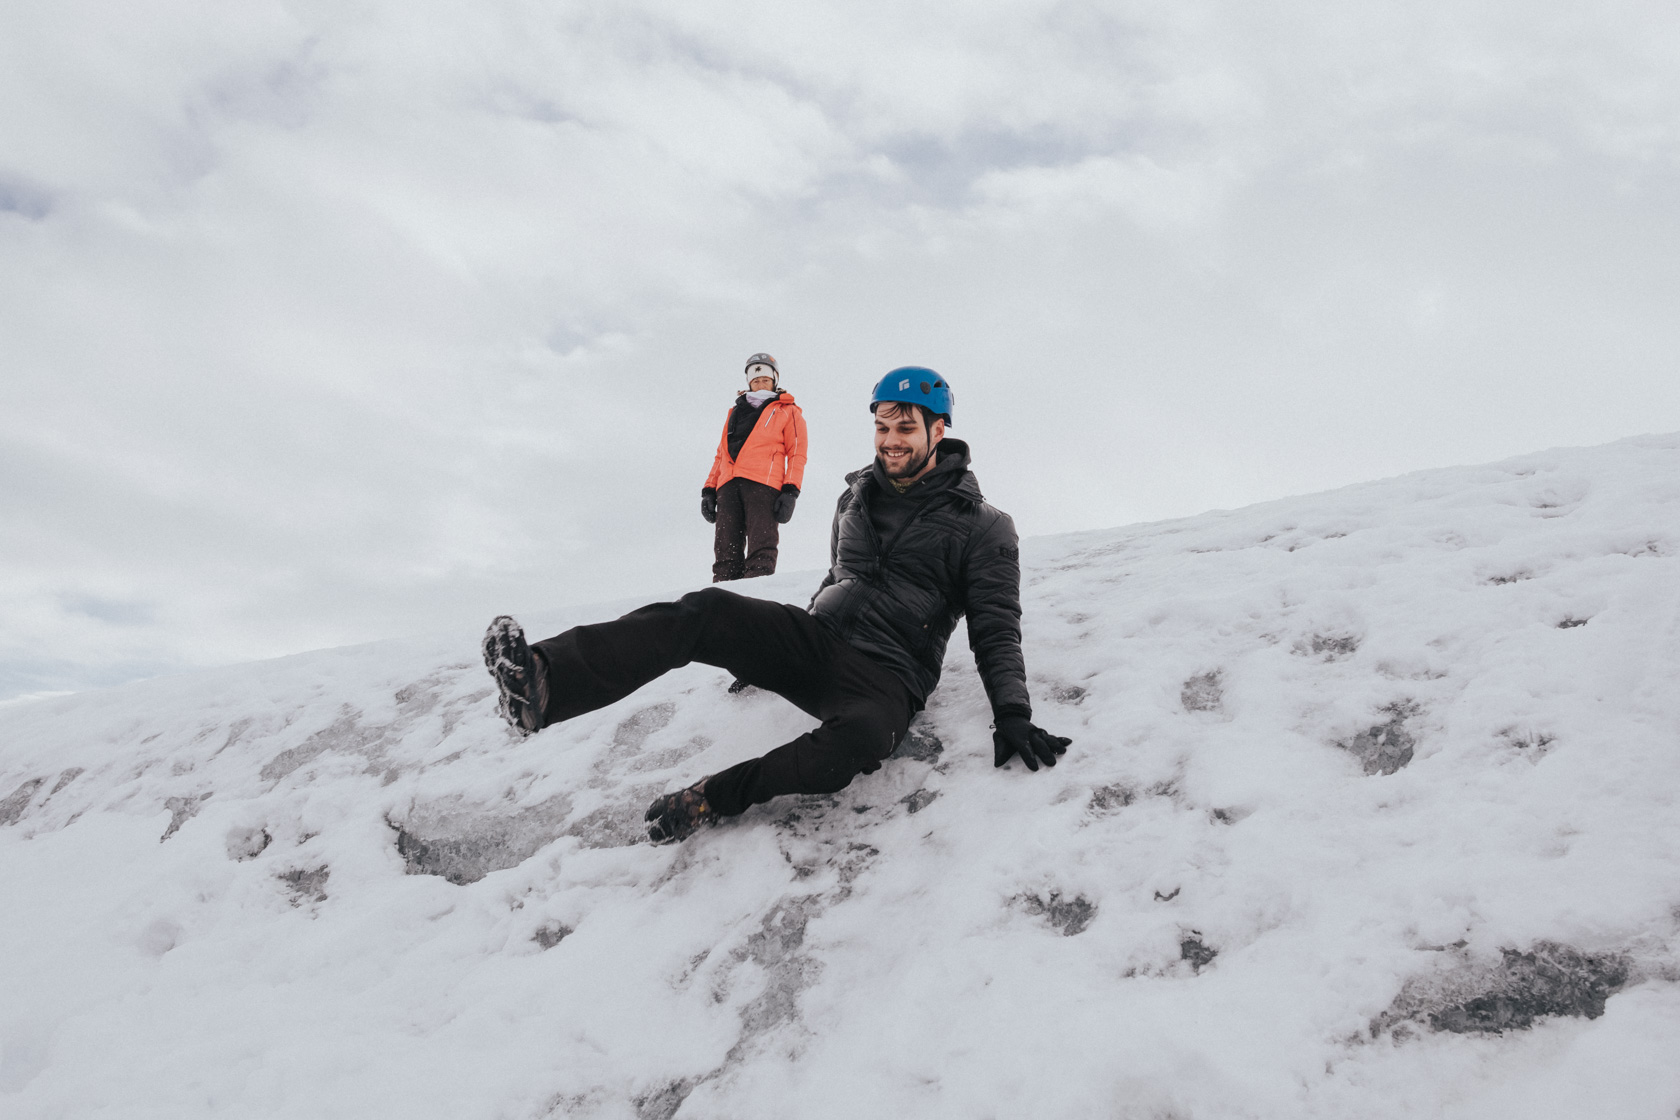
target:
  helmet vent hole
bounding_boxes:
[920,381,931,393]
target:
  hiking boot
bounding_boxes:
[481,615,548,736]
[727,677,753,695]
[645,777,716,844]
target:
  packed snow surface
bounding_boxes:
[4,435,1680,1118]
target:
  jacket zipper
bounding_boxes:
[729,404,783,472]
[878,491,950,648]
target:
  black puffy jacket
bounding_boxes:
[808,439,1032,718]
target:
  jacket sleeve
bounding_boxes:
[782,405,808,491]
[806,487,849,609]
[961,508,1032,720]
[703,414,730,491]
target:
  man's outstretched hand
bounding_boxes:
[993,715,1071,771]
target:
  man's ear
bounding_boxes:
[930,418,946,443]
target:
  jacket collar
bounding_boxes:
[734,389,792,405]
[847,438,983,504]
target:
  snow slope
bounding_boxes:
[3,434,1679,1119]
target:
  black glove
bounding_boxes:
[701,489,717,524]
[992,715,1070,772]
[773,485,798,524]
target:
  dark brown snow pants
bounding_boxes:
[712,478,780,582]
[530,587,918,817]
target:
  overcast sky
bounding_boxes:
[3,0,1678,702]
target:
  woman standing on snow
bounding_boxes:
[700,353,808,581]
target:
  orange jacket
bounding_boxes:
[704,392,808,492]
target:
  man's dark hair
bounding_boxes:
[872,400,947,429]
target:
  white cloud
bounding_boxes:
[3,0,1679,698]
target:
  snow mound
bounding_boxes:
[4,434,1680,1118]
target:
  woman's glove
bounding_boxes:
[773,485,799,524]
[701,489,718,524]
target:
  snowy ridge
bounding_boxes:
[3,434,1680,1118]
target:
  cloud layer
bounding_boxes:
[4,0,1679,698]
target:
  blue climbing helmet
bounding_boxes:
[870,366,954,427]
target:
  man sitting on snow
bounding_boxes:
[481,368,1071,843]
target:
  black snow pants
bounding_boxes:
[530,587,918,817]
[712,478,780,582]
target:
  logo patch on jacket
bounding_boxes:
[999,546,1019,560]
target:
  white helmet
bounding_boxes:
[744,352,779,388]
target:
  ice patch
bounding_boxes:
[393,793,573,883]
[1180,670,1223,713]
[0,778,43,826]
[1374,942,1632,1037]
[1336,701,1420,775]
[278,865,330,905]
[1017,890,1098,936]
